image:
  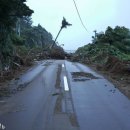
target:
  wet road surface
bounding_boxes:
[65,61,130,130]
[0,60,130,130]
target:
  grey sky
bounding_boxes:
[26,0,130,50]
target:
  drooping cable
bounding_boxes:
[72,0,88,32]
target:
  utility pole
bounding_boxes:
[93,30,97,38]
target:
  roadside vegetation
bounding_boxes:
[73,26,130,98]
[0,0,65,84]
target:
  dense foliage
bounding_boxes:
[0,0,33,71]
[0,0,33,27]
[0,0,54,74]
[76,26,130,64]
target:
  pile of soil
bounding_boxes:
[50,48,65,59]
[104,56,130,74]
[104,56,123,73]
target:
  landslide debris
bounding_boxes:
[71,72,99,82]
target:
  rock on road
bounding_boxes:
[0,60,130,130]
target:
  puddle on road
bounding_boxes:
[71,72,99,82]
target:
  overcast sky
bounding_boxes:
[26,0,130,50]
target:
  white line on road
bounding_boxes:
[62,64,65,68]
[63,76,69,91]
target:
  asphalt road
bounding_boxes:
[0,60,130,130]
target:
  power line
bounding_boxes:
[72,0,88,32]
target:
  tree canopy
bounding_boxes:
[0,0,34,27]
[94,26,130,45]
[76,26,130,64]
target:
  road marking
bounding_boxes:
[0,123,5,130]
[63,76,69,91]
[62,64,65,68]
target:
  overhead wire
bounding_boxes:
[72,0,88,32]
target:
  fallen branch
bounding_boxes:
[12,62,21,68]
